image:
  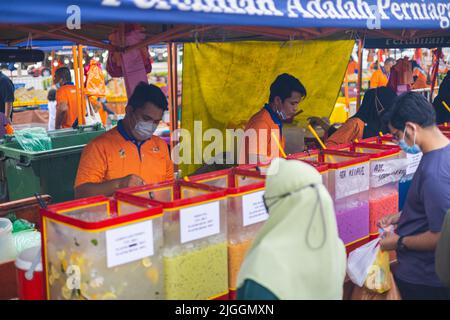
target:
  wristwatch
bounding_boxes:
[397,236,408,252]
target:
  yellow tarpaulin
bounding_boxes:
[181,40,354,175]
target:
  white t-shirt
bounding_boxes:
[48,101,57,131]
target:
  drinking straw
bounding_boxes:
[442,101,450,113]
[307,125,327,149]
[270,132,287,158]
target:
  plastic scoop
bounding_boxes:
[24,246,42,281]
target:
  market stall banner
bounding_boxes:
[180,40,354,175]
[1,0,449,29]
[365,36,450,49]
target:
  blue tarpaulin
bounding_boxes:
[1,0,450,30]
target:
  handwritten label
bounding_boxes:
[335,163,370,200]
[180,202,220,244]
[242,191,269,227]
[406,153,423,176]
[106,220,154,268]
[370,159,407,188]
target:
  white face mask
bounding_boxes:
[132,114,158,141]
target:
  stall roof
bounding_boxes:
[0,1,449,50]
[1,0,450,29]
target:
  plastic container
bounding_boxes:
[0,125,105,203]
[188,168,266,299]
[348,143,403,239]
[117,181,229,300]
[289,150,371,250]
[41,195,164,300]
[0,218,16,263]
[15,246,45,300]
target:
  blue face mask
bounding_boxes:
[398,127,422,154]
[55,82,61,89]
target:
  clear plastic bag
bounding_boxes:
[14,127,52,152]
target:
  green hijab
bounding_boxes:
[237,158,347,299]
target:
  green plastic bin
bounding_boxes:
[0,125,105,203]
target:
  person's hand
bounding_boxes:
[119,174,146,189]
[379,232,399,251]
[378,213,401,229]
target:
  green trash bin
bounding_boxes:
[0,125,105,203]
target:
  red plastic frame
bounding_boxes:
[288,149,370,169]
[116,180,227,209]
[188,167,266,195]
[40,195,163,230]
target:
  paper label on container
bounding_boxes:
[106,220,154,268]
[180,202,220,244]
[335,163,370,200]
[242,191,269,227]
[370,159,407,188]
[406,153,423,176]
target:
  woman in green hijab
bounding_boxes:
[237,158,347,300]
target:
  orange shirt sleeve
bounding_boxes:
[74,139,108,188]
[326,118,364,147]
[162,141,174,182]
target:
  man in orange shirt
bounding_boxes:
[370,58,395,88]
[74,82,174,198]
[54,67,79,129]
[347,56,359,76]
[241,73,307,164]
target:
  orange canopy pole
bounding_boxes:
[50,50,55,80]
[78,44,86,125]
[72,45,81,127]
[167,43,178,167]
[344,72,350,118]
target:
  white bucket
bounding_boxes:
[0,218,16,263]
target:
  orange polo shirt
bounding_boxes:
[56,84,79,128]
[370,69,389,88]
[241,106,285,164]
[75,121,174,188]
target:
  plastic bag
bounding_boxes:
[14,127,52,152]
[351,273,401,300]
[347,238,379,287]
[85,59,106,97]
[365,247,391,293]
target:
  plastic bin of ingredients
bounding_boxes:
[116,181,229,300]
[41,195,163,300]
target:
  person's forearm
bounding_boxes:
[75,179,122,199]
[403,231,441,251]
[55,110,67,129]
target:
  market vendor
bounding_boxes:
[74,82,174,198]
[54,67,79,129]
[309,87,397,148]
[370,58,395,89]
[0,69,14,122]
[240,73,306,164]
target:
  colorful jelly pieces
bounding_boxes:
[369,190,399,235]
[228,238,253,290]
[336,202,369,245]
[163,240,228,300]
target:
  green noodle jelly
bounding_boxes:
[163,241,228,300]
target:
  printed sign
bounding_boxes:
[106,220,154,268]
[180,202,220,244]
[406,153,423,176]
[242,191,269,227]
[370,159,407,188]
[335,163,370,200]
